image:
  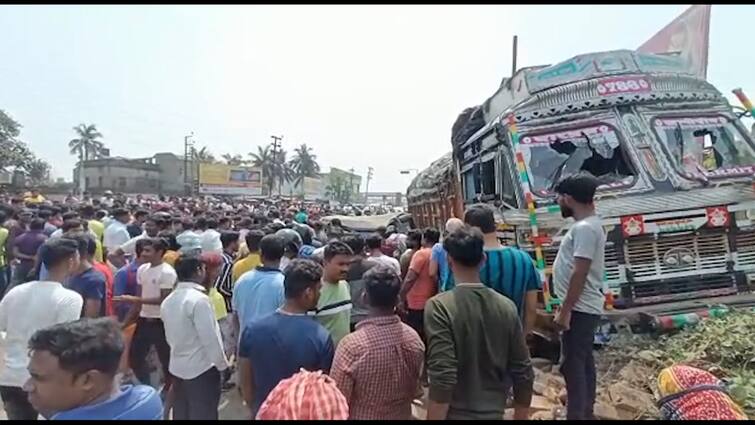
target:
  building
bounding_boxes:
[76,152,195,195]
[77,153,365,200]
[76,157,161,193]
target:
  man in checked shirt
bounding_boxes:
[330,265,424,420]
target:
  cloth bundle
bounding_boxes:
[256,369,349,420]
[657,364,748,420]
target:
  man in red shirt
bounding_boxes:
[331,265,424,420]
[399,227,440,341]
[91,259,114,317]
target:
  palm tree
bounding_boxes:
[221,153,245,165]
[69,124,105,161]
[272,149,294,196]
[69,123,104,193]
[289,143,321,192]
[248,145,276,195]
[192,146,216,163]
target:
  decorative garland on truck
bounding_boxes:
[506,114,560,313]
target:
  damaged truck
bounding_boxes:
[408,49,755,322]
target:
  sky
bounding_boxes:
[1,5,754,192]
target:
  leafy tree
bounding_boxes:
[0,110,34,170]
[25,158,51,185]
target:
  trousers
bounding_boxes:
[129,317,171,388]
[559,311,601,420]
[172,367,221,420]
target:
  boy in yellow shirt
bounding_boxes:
[231,230,265,284]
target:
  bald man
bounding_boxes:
[428,218,465,292]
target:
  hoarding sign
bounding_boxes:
[198,163,263,196]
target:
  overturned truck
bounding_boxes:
[409,49,755,313]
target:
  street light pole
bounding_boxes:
[270,135,283,196]
[364,166,374,204]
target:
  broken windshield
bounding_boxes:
[653,116,755,181]
[520,124,635,197]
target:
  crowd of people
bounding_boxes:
[0,172,606,420]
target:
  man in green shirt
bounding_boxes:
[314,241,353,346]
[425,226,534,420]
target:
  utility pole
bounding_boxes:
[270,135,283,196]
[183,132,194,196]
[364,166,374,204]
[348,167,356,203]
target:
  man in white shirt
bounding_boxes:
[107,215,161,268]
[197,217,222,254]
[0,238,83,420]
[103,208,131,254]
[552,173,607,421]
[176,218,202,254]
[365,233,401,275]
[113,238,176,389]
[161,254,229,420]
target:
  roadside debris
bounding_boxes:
[528,309,755,420]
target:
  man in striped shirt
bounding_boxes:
[215,231,239,312]
[464,204,540,337]
[215,231,239,387]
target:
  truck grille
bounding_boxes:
[629,274,737,305]
[736,230,755,268]
[625,232,730,280]
[605,244,621,284]
[540,243,620,284]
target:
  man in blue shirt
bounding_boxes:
[232,234,286,335]
[238,259,334,418]
[113,252,145,324]
[464,204,541,337]
[66,233,107,318]
[429,218,465,292]
[25,317,162,420]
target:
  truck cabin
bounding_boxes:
[452,50,755,309]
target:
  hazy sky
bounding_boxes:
[1,5,754,192]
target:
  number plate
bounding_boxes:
[596,76,651,96]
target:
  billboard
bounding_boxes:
[198,163,263,196]
[637,5,711,79]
